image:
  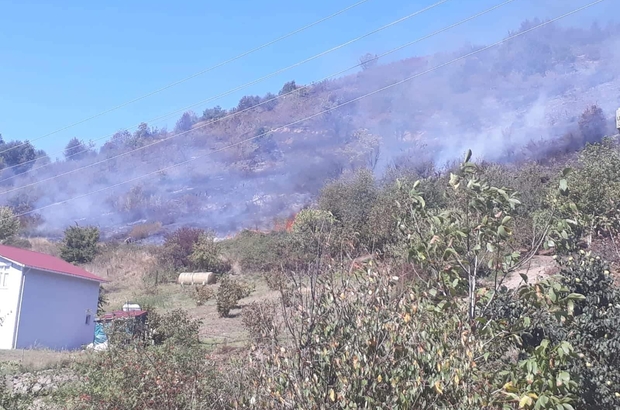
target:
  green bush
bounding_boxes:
[147,308,202,347]
[60,224,100,264]
[318,169,378,252]
[0,206,20,244]
[216,275,254,318]
[556,138,620,239]
[241,300,280,346]
[244,265,579,409]
[220,230,301,274]
[555,252,620,409]
[190,284,215,306]
[57,342,223,410]
[189,232,230,273]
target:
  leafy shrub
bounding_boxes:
[160,227,204,270]
[191,284,215,306]
[318,169,378,252]
[60,224,100,264]
[262,270,287,291]
[0,206,20,243]
[216,275,254,318]
[555,252,620,409]
[241,300,280,346]
[554,138,620,239]
[220,230,301,274]
[189,232,230,273]
[244,265,579,409]
[147,308,202,347]
[58,342,224,410]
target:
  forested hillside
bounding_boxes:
[0,19,619,240]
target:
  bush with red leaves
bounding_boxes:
[160,227,205,270]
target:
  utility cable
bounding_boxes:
[15,0,606,218]
[0,0,450,180]
[5,0,516,191]
[0,0,373,157]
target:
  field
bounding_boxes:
[1,237,281,376]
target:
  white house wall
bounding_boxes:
[16,268,100,350]
[0,262,23,349]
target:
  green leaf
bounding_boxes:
[498,225,508,239]
[549,288,557,303]
[566,293,585,301]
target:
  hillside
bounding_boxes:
[0,19,619,240]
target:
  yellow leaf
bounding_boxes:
[503,382,518,393]
[434,381,443,394]
[518,395,532,408]
[329,389,335,402]
[377,375,382,383]
[403,313,411,323]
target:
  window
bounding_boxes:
[85,309,92,325]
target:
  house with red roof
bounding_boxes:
[0,244,106,350]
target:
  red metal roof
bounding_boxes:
[0,244,106,283]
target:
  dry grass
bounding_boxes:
[187,274,280,346]
[27,237,61,257]
[82,244,161,308]
[128,222,163,240]
[0,348,82,374]
[0,242,280,372]
[82,242,280,344]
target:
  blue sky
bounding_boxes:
[0,0,614,158]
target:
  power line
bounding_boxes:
[0,0,451,180]
[0,0,373,157]
[15,0,605,219]
[0,0,453,189]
